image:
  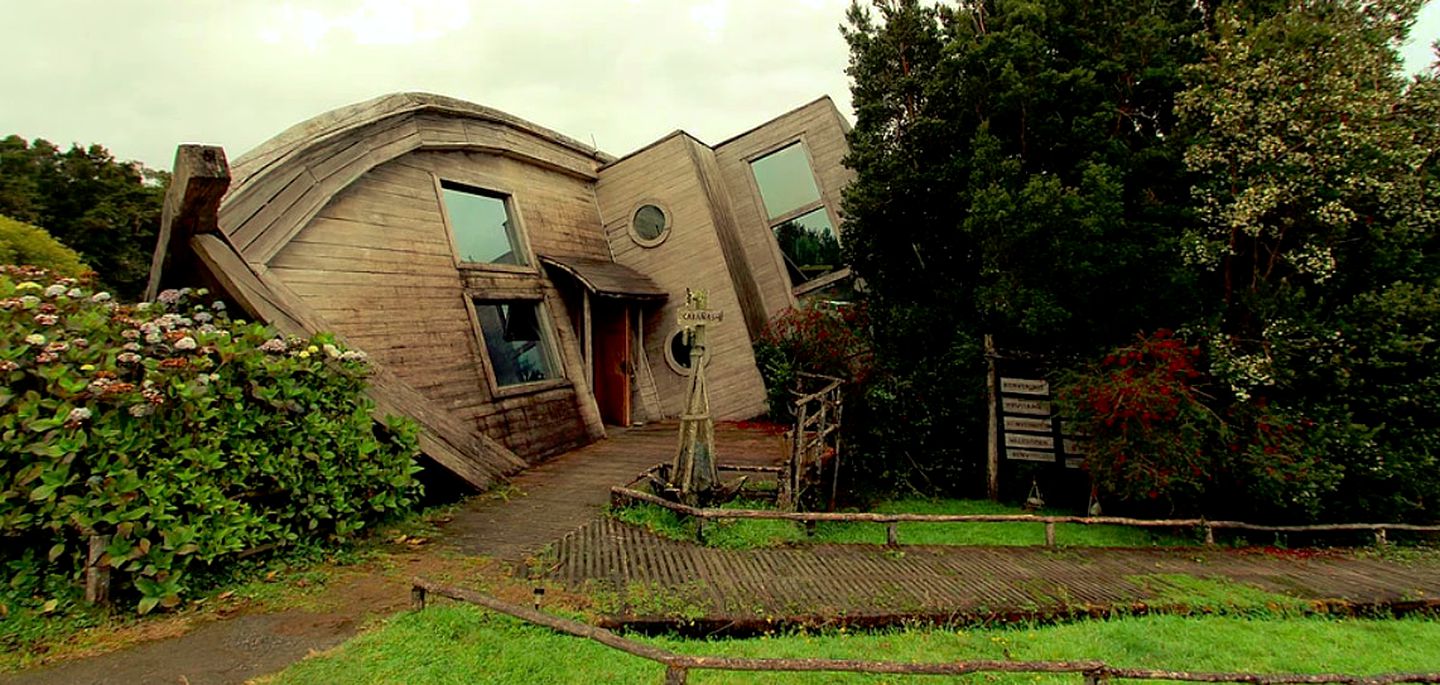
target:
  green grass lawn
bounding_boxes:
[261,606,1440,684]
[612,498,1195,549]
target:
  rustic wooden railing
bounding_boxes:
[610,486,1440,547]
[778,372,844,512]
[410,578,1440,685]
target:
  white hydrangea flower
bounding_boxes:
[174,337,198,351]
[24,333,45,346]
[43,284,66,298]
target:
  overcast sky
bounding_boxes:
[2,0,1437,171]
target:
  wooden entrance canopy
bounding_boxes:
[538,255,667,301]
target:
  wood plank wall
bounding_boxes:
[713,98,857,320]
[594,134,769,421]
[266,148,607,462]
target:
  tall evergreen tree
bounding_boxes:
[840,0,1205,494]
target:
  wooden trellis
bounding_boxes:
[778,372,844,512]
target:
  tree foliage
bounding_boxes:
[839,0,1439,520]
[0,216,88,278]
[0,136,167,300]
[840,0,1205,494]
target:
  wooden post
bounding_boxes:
[695,516,706,544]
[671,290,720,503]
[1084,669,1110,685]
[145,145,230,301]
[1044,522,1056,548]
[84,534,111,606]
[804,520,817,537]
[664,665,688,684]
[1375,528,1388,547]
[411,585,427,611]
[886,522,899,547]
[1203,523,1215,546]
[984,334,1000,501]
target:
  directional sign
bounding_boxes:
[1000,377,1049,395]
[1004,433,1055,450]
[1001,397,1051,416]
[1007,448,1056,463]
[1004,416,1053,433]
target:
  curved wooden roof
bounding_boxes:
[218,92,616,266]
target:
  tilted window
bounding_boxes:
[749,142,843,289]
[473,300,560,387]
[440,182,527,266]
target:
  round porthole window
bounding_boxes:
[664,329,710,374]
[630,203,670,247]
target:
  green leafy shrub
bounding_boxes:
[0,216,87,278]
[0,266,421,614]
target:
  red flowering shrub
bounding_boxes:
[1057,330,1219,512]
[753,303,871,419]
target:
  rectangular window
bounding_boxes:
[773,208,842,286]
[440,182,526,266]
[750,142,844,289]
[474,301,560,387]
[750,142,823,220]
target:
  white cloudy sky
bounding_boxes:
[2,0,1438,170]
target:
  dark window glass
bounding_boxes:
[441,184,524,265]
[668,330,692,370]
[475,301,558,386]
[632,204,668,243]
[750,143,822,219]
[772,208,841,285]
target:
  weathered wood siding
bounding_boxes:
[713,98,856,319]
[594,134,769,421]
[267,147,607,462]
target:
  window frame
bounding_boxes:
[433,174,538,275]
[463,294,569,398]
[744,138,846,294]
[628,199,673,248]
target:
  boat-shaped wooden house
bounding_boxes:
[147,92,854,489]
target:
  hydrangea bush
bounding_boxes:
[0,266,421,614]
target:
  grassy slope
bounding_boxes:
[262,606,1440,684]
[613,498,1194,549]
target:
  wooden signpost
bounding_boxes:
[670,290,721,503]
[986,344,1091,502]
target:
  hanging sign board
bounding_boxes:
[1000,378,1049,395]
[678,309,724,326]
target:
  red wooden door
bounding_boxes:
[592,301,631,426]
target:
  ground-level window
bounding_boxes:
[474,300,559,387]
[440,181,527,266]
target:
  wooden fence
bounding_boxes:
[610,486,1440,547]
[410,578,1440,685]
[778,372,844,512]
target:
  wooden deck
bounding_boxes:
[441,421,785,559]
[550,517,1440,630]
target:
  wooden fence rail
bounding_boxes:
[609,485,1440,548]
[411,579,1440,685]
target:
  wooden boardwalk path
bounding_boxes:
[442,422,784,559]
[444,420,1440,628]
[549,517,1440,628]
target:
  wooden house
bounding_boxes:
[148,92,855,490]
